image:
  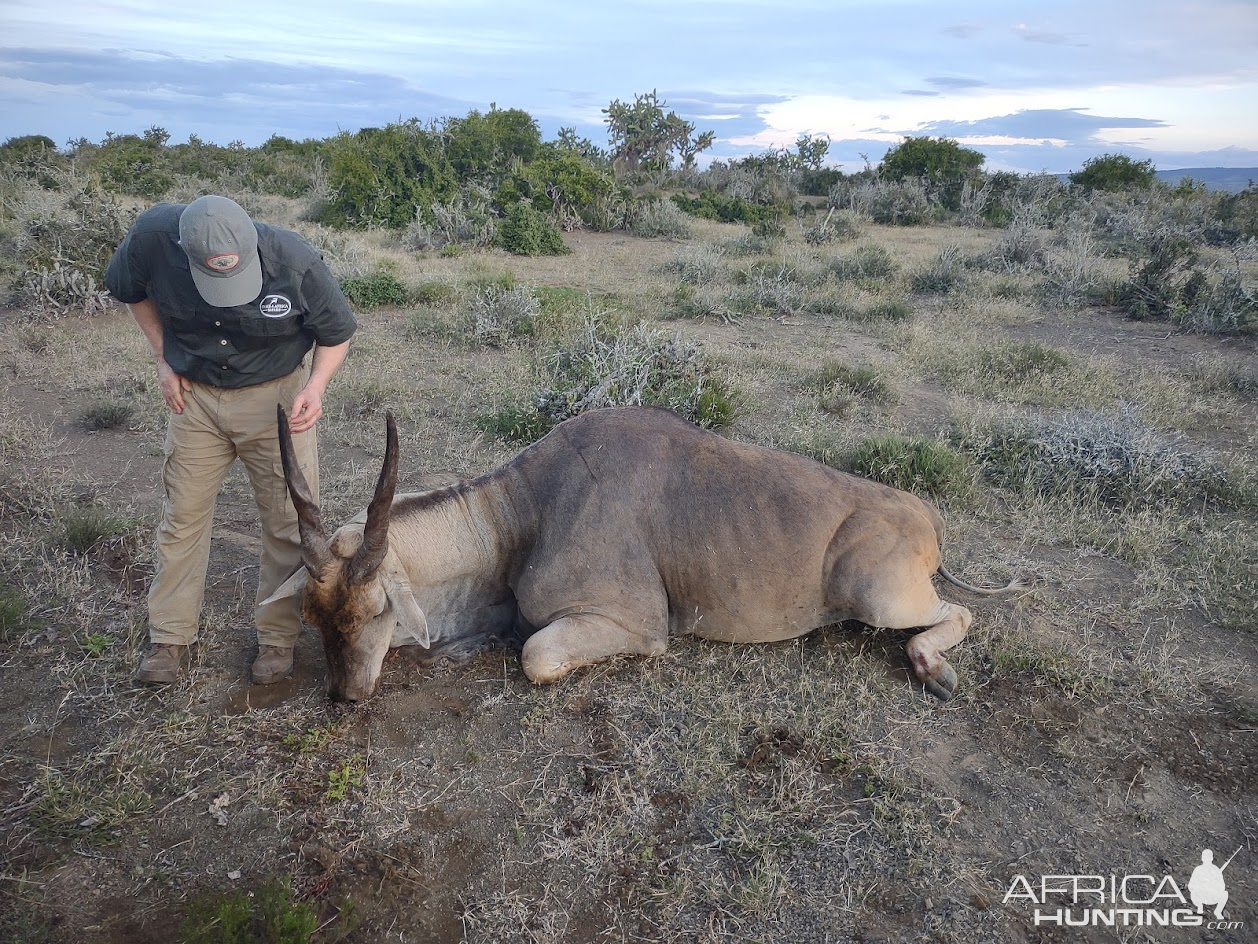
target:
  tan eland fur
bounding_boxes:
[264,406,1023,702]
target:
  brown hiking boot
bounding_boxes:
[252,645,294,685]
[135,644,188,685]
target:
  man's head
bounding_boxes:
[179,195,262,307]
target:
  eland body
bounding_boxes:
[266,406,1020,702]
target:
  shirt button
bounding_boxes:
[215,321,222,326]
[220,339,228,346]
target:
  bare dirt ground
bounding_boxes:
[1,223,1255,943]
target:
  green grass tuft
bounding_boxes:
[848,435,973,500]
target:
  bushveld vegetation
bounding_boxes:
[0,100,1255,944]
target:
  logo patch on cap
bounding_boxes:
[259,294,293,318]
[205,253,241,272]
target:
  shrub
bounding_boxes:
[878,136,986,211]
[1173,266,1256,334]
[11,169,134,314]
[802,207,861,245]
[464,283,541,345]
[671,191,784,226]
[320,121,457,228]
[403,186,497,251]
[1040,224,1105,308]
[732,260,805,314]
[627,198,692,238]
[662,243,727,286]
[854,299,913,322]
[537,311,738,428]
[910,244,968,294]
[339,271,408,309]
[834,178,932,225]
[78,399,135,431]
[1070,153,1156,193]
[668,283,738,323]
[827,244,897,282]
[1214,185,1258,242]
[963,410,1244,509]
[412,280,457,307]
[848,435,973,500]
[497,202,569,256]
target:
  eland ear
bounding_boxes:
[261,568,309,608]
[386,578,430,649]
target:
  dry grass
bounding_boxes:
[1,196,1255,944]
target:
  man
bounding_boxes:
[106,195,357,686]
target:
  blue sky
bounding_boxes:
[2,0,1256,173]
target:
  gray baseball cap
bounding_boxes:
[178,195,263,307]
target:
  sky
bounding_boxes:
[2,1,1256,174]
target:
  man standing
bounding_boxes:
[106,195,357,686]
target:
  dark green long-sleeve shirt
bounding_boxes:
[106,204,357,387]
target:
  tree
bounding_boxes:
[603,90,713,176]
[878,136,985,210]
[795,133,830,171]
[1069,153,1156,192]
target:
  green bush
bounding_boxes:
[339,271,408,309]
[878,136,985,211]
[496,202,569,256]
[412,280,457,307]
[321,121,458,228]
[848,435,973,500]
[671,191,785,226]
[90,130,173,198]
[1069,153,1156,193]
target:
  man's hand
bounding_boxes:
[288,386,323,434]
[157,359,192,413]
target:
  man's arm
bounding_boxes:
[288,340,350,434]
[127,298,191,414]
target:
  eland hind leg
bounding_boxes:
[834,567,973,701]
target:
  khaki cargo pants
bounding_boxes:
[147,366,316,648]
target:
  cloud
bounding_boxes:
[926,77,987,90]
[1013,23,1086,47]
[918,108,1168,147]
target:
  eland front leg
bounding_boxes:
[520,611,668,684]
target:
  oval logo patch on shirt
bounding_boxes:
[259,294,293,318]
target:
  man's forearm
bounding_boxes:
[127,298,166,361]
[305,340,350,395]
